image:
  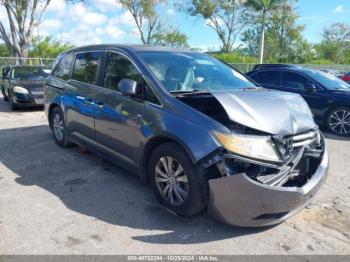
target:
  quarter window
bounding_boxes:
[52,54,73,80]
[72,52,102,85]
[281,72,309,89]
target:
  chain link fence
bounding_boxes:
[229,63,350,74]
[0,57,55,68]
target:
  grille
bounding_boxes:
[290,129,320,148]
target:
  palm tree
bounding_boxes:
[245,0,283,64]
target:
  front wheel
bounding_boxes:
[50,107,73,147]
[149,142,208,217]
[1,87,8,101]
[9,93,19,111]
[326,107,350,136]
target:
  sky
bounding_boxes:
[0,0,349,51]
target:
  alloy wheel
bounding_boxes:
[53,113,64,141]
[329,109,350,135]
[155,156,189,206]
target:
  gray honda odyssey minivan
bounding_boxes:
[44,45,328,227]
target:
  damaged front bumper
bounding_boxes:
[207,133,328,227]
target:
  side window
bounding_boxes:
[281,72,308,89]
[252,71,281,86]
[104,52,143,92]
[52,54,73,80]
[72,52,102,85]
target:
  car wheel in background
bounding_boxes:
[51,107,73,147]
[149,142,208,217]
[1,87,8,101]
[9,93,19,111]
[327,107,350,136]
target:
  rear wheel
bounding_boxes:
[50,107,73,147]
[149,142,208,217]
[327,107,350,136]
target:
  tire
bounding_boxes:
[50,107,73,147]
[148,142,208,217]
[326,107,350,136]
[1,87,8,101]
[9,93,19,111]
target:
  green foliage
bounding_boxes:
[28,37,74,58]
[186,0,248,52]
[0,44,11,57]
[151,28,189,48]
[314,23,350,64]
[213,52,257,63]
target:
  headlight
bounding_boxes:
[13,86,29,94]
[214,131,282,163]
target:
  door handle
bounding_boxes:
[76,95,86,101]
[95,101,104,109]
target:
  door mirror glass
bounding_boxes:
[118,79,138,96]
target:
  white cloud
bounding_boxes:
[68,3,88,18]
[205,18,224,28]
[95,0,122,12]
[333,5,344,13]
[105,25,125,39]
[109,11,135,26]
[47,0,66,13]
[81,12,107,26]
[166,9,175,15]
[40,19,62,30]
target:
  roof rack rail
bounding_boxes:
[252,64,299,71]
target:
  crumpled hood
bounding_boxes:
[211,89,317,135]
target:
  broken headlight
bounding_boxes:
[214,131,282,163]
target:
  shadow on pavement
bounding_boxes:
[0,125,269,245]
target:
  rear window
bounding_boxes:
[251,71,281,86]
[72,52,103,85]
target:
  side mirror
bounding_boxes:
[118,79,138,96]
[305,83,317,93]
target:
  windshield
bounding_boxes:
[138,51,256,92]
[12,67,49,81]
[305,69,350,90]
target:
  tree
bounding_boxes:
[0,0,52,58]
[242,0,313,63]
[28,36,75,58]
[315,23,350,64]
[185,0,248,53]
[117,0,165,44]
[244,0,283,63]
[0,43,11,56]
[151,27,189,48]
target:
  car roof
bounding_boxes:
[61,44,197,56]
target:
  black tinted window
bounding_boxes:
[104,53,143,92]
[72,52,102,85]
[252,71,281,86]
[281,72,308,89]
[53,54,73,80]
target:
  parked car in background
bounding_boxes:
[1,65,49,110]
[247,64,350,136]
[321,69,345,78]
[342,72,350,84]
[44,45,328,227]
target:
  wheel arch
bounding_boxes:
[141,134,197,182]
[48,103,60,129]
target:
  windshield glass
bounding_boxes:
[12,67,49,81]
[138,51,256,92]
[305,69,350,90]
